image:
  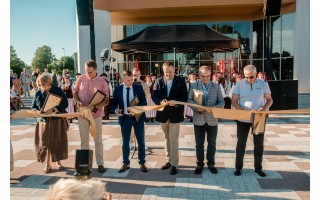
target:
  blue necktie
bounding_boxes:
[126,87,130,107]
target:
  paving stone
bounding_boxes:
[10,115,310,199]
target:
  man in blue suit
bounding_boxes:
[111,70,148,173]
[152,61,188,175]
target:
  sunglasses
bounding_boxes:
[245,76,255,79]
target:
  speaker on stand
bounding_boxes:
[74,149,93,179]
[100,48,109,73]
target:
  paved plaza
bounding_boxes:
[10,113,310,200]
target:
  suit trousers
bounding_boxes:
[235,121,264,171]
[78,117,104,165]
[120,115,146,165]
[160,121,180,167]
[194,123,218,167]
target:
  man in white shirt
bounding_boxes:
[232,65,273,177]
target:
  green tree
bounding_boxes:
[31,45,55,71]
[60,56,75,75]
[10,45,26,75]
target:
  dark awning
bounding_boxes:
[111,25,240,54]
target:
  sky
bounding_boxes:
[10,0,77,65]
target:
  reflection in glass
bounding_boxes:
[272,16,281,58]
[281,13,295,56]
[281,58,293,80]
[252,20,264,59]
[216,22,233,34]
[271,58,280,80]
[252,59,265,75]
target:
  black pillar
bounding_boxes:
[265,16,272,80]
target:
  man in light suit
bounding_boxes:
[188,65,224,175]
[152,61,188,175]
[111,70,148,173]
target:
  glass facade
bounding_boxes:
[252,13,295,80]
[114,13,295,80]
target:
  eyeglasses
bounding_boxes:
[245,76,255,79]
[133,74,140,77]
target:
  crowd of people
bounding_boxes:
[10,61,272,199]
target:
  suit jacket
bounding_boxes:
[152,75,188,123]
[188,80,224,126]
[111,84,147,124]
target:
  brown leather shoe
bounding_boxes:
[140,164,148,173]
[118,164,130,173]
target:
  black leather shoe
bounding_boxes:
[98,165,106,173]
[208,166,218,174]
[234,169,242,176]
[161,162,171,170]
[194,166,203,175]
[140,164,148,173]
[170,166,178,175]
[118,164,130,173]
[255,169,266,177]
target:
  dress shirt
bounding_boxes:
[166,79,173,97]
[122,85,134,114]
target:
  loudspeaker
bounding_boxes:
[263,0,282,16]
[100,48,109,59]
[268,80,298,110]
[75,149,93,174]
[76,0,93,26]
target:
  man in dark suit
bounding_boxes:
[111,70,148,173]
[152,61,188,175]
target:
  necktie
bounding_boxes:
[126,87,130,108]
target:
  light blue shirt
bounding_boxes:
[233,78,271,122]
[201,82,209,106]
[122,85,134,114]
[166,79,173,97]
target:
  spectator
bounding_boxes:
[145,75,156,122]
[100,73,113,120]
[51,69,58,87]
[62,74,75,122]
[10,69,14,88]
[20,68,31,97]
[184,72,196,122]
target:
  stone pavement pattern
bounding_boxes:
[10,116,310,200]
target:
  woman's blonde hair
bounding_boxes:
[45,178,106,200]
[36,74,52,87]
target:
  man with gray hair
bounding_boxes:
[231,65,273,177]
[188,65,224,175]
